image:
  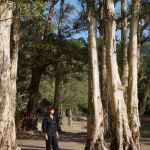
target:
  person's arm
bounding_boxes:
[43,117,48,140]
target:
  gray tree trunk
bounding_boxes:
[0,3,20,150]
[104,0,140,149]
[84,0,108,149]
[99,0,109,139]
[121,0,128,104]
[128,0,141,147]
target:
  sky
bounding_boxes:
[52,0,122,40]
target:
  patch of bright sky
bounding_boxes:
[54,0,88,40]
[53,0,124,41]
[115,1,121,42]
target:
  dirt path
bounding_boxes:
[17,117,150,150]
[17,131,86,150]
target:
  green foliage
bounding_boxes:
[16,0,88,116]
[61,74,88,116]
[138,53,150,112]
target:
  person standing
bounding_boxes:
[43,106,59,150]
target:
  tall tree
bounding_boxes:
[104,0,140,149]
[84,0,108,149]
[26,1,57,119]
[53,0,64,132]
[0,2,20,149]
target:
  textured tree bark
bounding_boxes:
[139,75,150,116]
[104,0,140,149]
[128,0,141,147]
[84,0,108,149]
[99,0,109,139]
[121,0,128,104]
[0,3,20,150]
[137,19,141,70]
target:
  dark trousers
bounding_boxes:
[46,135,59,150]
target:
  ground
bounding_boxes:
[17,116,150,150]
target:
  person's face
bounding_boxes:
[49,109,54,114]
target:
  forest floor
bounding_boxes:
[17,116,150,150]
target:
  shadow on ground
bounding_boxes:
[59,131,86,143]
[17,131,86,150]
[17,131,86,142]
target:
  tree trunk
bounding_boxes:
[100,43,109,139]
[0,3,20,150]
[137,19,141,70]
[27,68,42,119]
[99,0,109,139]
[54,63,62,132]
[121,0,128,104]
[104,0,140,149]
[84,0,108,149]
[44,0,59,35]
[139,75,150,116]
[128,0,141,146]
[68,107,73,127]
[54,0,64,132]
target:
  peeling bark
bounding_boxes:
[0,3,20,150]
[104,0,140,149]
[121,0,128,104]
[99,0,109,139]
[128,0,141,147]
[84,0,108,149]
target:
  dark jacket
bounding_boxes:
[43,115,58,136]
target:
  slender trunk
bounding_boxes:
[121,0,128,104]
[54,64,62,132]
[58,0,64,37]
[68,107,73,127]
[54,0,64,132]
[0,3,20,150]
[128,0,141,146]
[99,0,109,139]
[139,75,150,116]
[85,1,108,149]
[44,0,59,35]
[104,0,140,149]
